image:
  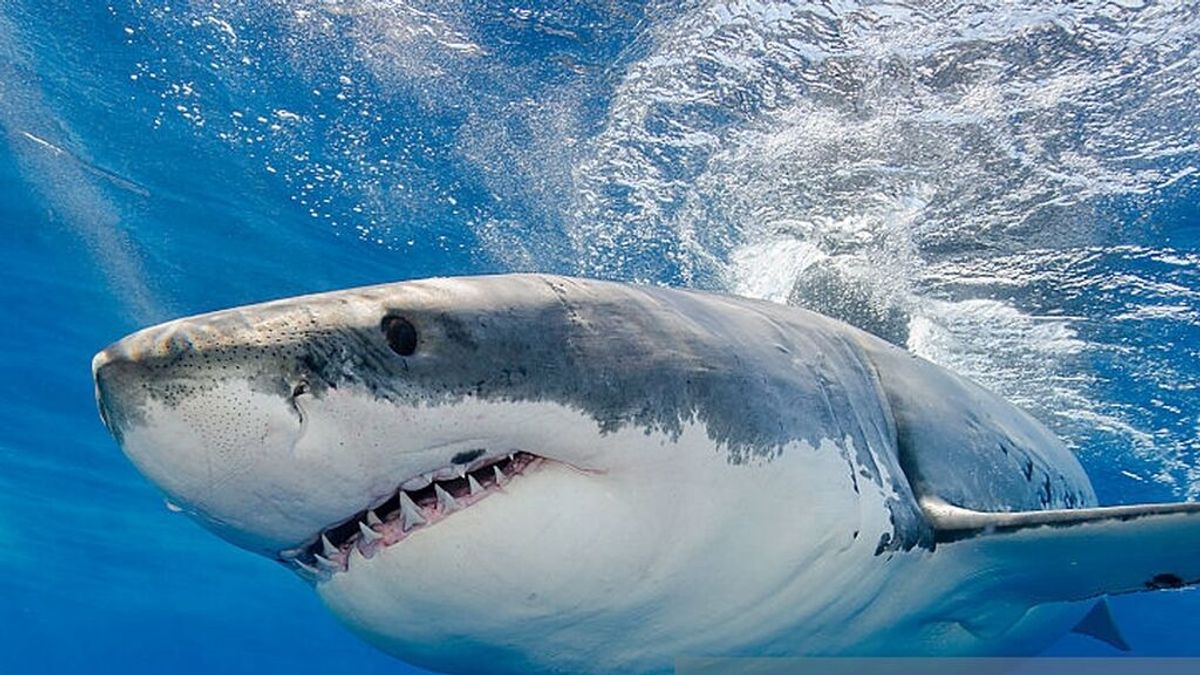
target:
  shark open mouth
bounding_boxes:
[281,451,544,581]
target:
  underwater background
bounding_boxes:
[2,1,1199,672]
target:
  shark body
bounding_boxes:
[92,274,1200,672]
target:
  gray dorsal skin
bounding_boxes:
[90,274,1200,670]
[852,335,1097,514]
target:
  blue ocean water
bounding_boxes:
[2,1,1199,672]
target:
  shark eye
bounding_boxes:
[382,315,418,356]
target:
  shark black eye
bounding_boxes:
[382,315,418,356]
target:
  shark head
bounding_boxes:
[93,274,908,672]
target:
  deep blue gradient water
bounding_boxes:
[2,1,1199,672]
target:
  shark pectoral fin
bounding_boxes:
[921,495,1200,601]
[1071,599,1130,652]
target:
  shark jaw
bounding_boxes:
[283,449,549,580]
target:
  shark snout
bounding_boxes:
[91,332,140,385]
[92,349,117,433]
[92,338,148,440]
[91,321,199,439]
[91,318,332,554]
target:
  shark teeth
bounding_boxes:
[293,451,542,580]
[280,545,305,560]
[435,483,459,512]
[400,473,432,491]
[399,491,427,530]
[293,559,323,582]
[358,521,383,543]
[321,533,338,558]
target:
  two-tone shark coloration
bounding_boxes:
[92,274,1200,673]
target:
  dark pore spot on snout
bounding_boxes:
[452,448,486,465]
[1145,573,1186,590]
[382,315,418,356]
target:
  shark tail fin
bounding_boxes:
[921,496,1200,602]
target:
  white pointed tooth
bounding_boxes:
[366,509,383,527]
[280,546,305,560]
[314,553,339,570]
[401,474,432,491]
[398,491,426,530]
[507,453,515,462]
[358,521,383,542]
[435,483,459,512]
[455,465,467,479]
[321,534,338,558]
[295,560,321,578]
[467,474,483,496]
[493,465,507,484]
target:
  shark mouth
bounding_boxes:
[281,451,544,581]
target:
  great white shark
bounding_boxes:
[92,274,1200,672]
